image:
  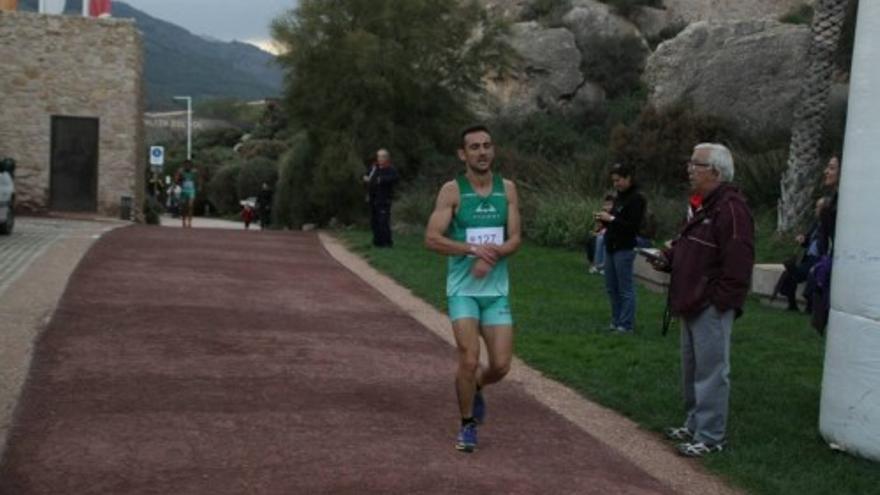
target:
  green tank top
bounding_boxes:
[446,173,509,297]
[181,169,197,195]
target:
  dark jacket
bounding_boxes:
[367,164,399,206]
[818,192,838,256]
[604,185,646,253]
[663,183,754,319]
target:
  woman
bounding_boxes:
[811,155,841,334]
[595,163,646,333]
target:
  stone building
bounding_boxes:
[0,10,144,217]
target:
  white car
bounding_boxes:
[0,158,15,235]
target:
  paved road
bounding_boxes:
[0,217,118,295]
[0,226,677,495]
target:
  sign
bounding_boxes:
[149,146,164,167]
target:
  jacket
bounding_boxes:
[604,185,646,253]
[367,164,399,206]
[663,183,754,319]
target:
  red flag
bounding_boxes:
[89,0,111,17]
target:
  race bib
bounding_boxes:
[466,226,504,246]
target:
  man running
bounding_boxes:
[177,160,198,228]
[425,125,522,453]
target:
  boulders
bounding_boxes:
[660,0,816,25]
[563,0,650,51]
[644,20,810,136]
[481,21,605,118]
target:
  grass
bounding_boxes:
[335,228,880,495]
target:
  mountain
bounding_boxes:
[18,0,284,110]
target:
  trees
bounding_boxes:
[270,0,512,225]
[778,0,851,232]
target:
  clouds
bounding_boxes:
[123,0,297,42]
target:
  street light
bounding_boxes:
[172,96,192,160]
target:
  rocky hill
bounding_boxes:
[478,0,824,137]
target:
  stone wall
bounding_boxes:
[0,10,144,217]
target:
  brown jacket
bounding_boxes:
[663,183,754,319]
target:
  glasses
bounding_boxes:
[686,160,711,170]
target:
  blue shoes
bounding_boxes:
[473,389,486,424]
[456,422,478,452]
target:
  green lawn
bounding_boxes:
[336,229,880,495]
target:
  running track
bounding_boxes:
[0,226,675,494]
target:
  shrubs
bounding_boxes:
[523,191,597,248]
[207,162,242,215]
[610,105,731,189]
[274,132,316,229]
[580,34,648,99]
[394,179,439,228]
[733,148,789,209]
[237,139,289,161]
[495,113,585,163]
[237,157,279,202]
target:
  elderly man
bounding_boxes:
[651,143,754,457]
[363,148,399,247]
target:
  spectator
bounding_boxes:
[811,155,841,335]
[241,203,256,230]
[652,143,754,458]
[586,194,615,275]
[363,148,399,247]
[166,181,181,218]
[256,182,274,230]
[773,197,826,312]
[595,163,646,334]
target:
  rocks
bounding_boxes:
[644,20,810,136]
[660,0,816,25]
[481,21,605,118]
[563,0,649,52]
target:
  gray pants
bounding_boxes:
[680,305,733,444]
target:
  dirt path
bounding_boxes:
[0,226,727,494]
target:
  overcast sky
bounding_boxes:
[121,0,297,52]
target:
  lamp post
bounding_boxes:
[173,96,192,160]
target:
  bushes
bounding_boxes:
[274,132,316,229]
[194,127,244,149]
[237,139,289,161]
[207,162,242,215]
[494,113,585,163]
[523,191,597,249]
[733,148,789,209]
[394,178,439,228]
[580,34,648,98]
[610,105,731,189]
[237,157,279,202]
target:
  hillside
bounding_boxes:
[18,0,284,110]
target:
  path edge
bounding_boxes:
[318,231,743,495]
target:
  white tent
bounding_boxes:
[819,0,880,462]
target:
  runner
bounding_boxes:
[424,124,522,453]
[177,160,199,228]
